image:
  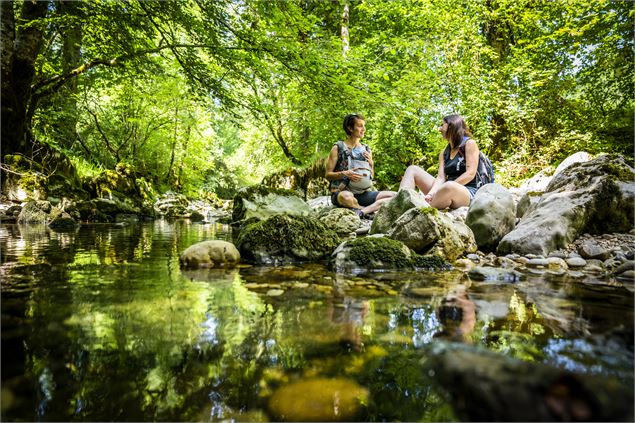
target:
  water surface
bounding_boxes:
[1,221,633,421]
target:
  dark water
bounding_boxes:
[1,222,633,421]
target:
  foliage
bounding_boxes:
[2,0,632,199]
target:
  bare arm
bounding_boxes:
[454,139,479,185]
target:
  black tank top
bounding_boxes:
[443,138,478,189]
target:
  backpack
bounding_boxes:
[457,139,495,188]
[336,141,373,194]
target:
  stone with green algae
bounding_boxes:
[268,377,369,421]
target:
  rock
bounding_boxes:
[232,185,313,224]
[467,266,523,282]
[188,210,206,222]
[179,240,241,269]
[516,192,542,219]
[332,235,414,273]
[318,208,361,235]
[426,344,634,422]
[237,215,339,264]
[526,258,549,268]
[370,188,428,234]
[266,289,285,296]
[565,257,587,268]
[268,377,369,421]
[578,240,610,260]
[447,206,469,222]
[17,200,52,224]
[546,257,568,270]
[498,155,635,256]
[613,260,635,275]
[516,168,553,194]
[387,207,477,261]
[331,235,450,273]
[48,208,79,230]
[465,184,516,252]
[553,151,592,176]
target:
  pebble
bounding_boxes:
[466,254,480,262]
[621,269,635,279]
[526,258,549,268]
[578,240,611,260]
[266,289,285,296]
[454,259,475,270]
[583,264,604,274]
[566,257,587,268]
[494,256,517,268]
[548,251,567,259]
[613,261,635,275]
[546,257,568,270]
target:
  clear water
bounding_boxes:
[1,222,633,421]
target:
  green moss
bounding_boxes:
[585,179,634,234]
[417,207,438,215]
[604,162,635,182]
[237,215,339,261]
[411,254,451,270]
[347,237,412,268]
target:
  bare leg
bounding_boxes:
[360,190,397,215]
[336,191,361,209]
[429,181,471,209]
[400,165,436,193]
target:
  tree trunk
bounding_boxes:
[1,0,49,159]
[484,0,512,158]
[341,0,350,57]
[55,0,83,148]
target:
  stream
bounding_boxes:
[1,221,633,421]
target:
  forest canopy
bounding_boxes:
[1,0,633,198]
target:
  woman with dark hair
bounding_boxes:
[325,114,396,217]
[399,114,480,209]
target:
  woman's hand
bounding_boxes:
[424,193,433,202]
[363,151,373,167]
[344,170,362,181]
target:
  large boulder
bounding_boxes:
[465,184,516,252]
[179,240,241,269]
[426,344,633,422]
[370,189,428,234]
[17,200,52,224]
[498,154,635,256]
[236,214,340,264]
[387,207,477,261]
[232,186,313,224]
[318,208,361,236]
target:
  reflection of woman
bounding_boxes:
[400,114,480,209]
[326,114,396,218]
[434,286,476,343]
[327,294,369,352]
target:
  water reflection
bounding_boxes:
[1,222,633,421]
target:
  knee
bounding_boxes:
[404,165,421,175]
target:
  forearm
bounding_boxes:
[326,169,352,181]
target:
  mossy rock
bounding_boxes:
[236,214,340,264]
[332,235,450,273]
[268,377,369,421]
[232,185,312,223]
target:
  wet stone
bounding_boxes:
[266,289,285,296]
[613,260,635,275]
[546,257,568,270]
[578,240,610,260]
[468,267,523,283]
[494,257,517,268]
[466,254,480,262]
[454,259,475,270]
[584,264,604,274]
[526,258,549,268]
[566,257,587,268]
[268,377,369,421]
[548,251,567,259]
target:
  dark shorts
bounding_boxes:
[331,190,380,207]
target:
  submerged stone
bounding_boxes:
[179,240,241,269]
[268,377,369,421]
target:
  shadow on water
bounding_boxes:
[1,222,633,421]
